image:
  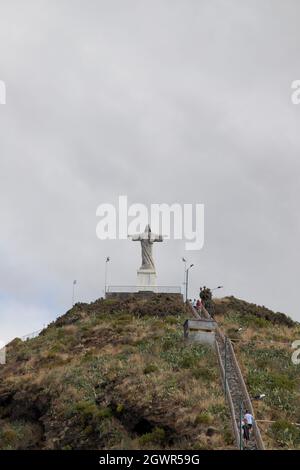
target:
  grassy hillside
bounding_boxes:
[214,296,300,449]
[0,295,233,450]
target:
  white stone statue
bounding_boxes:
[130,224,163,270]
[129,225,163,290]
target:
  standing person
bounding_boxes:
[199,286,214,317]
[192,298,197,308]
[199,287,206,308]
[244,410,254,433]
[196,299,201,311]
[242,418,250,447]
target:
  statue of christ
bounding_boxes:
[129,225,163,271]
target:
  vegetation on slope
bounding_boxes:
[214,296,300,449]
[0,295,232,450]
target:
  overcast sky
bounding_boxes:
[1,0,300,343]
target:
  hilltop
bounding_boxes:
[0,294,299,450]
[0,295,232,450]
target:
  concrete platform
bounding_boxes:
[184,318,217,346]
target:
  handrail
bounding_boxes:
[215,329,264,449]
[200,303,265,450]
[215,339,240,446]
[186,302,201,319]
[188,301,239,447]
[227,340,265,450]
[21,329,43,341]
[107,285,182,293]
[200,305,211,320]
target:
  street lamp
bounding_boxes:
[72,280,77,306]
[211,285,223,292]
[185,263,194,303]
[104,256,110,298]
[182,257,187,294]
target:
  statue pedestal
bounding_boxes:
[137,268,157,292]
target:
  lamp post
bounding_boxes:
[211,285,224,292]
[185,264,194,303]
[72,280,77,306]
[182,257,187,295]
[104,256,110,298]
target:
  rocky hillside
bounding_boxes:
[214,297,300,449]
[1,294,299,450]
[0,295,233,450]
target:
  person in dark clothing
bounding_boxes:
[242,419,250,447]
[244,410,253,432]
[199,286,215,317]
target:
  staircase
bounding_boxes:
[216,329,264,449]
[187,302,265,450]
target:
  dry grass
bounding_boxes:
[0,296,233,450]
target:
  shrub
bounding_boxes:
[270,420,300,447]
[143,364,159,375]
[16,350,31,362]
[71,401,112,425]
[269,373,296,392]
[223,425,234,445]
[139,427,166,446]
[83,424,93,436]
[194,412,213,426]
[161,343,209,370]
[165,316,180,325]
[247,369,296,394]
[214,296,295,327]
[116,404,125,414]
[208,403,227,417]
[38,351,68,368]
[226,328,241,341]
[0,428,18,447]
[98,407,113,419]
[191,366,215,381]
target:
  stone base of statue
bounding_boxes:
[137,268,157,292]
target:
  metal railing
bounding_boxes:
[186,301,201,319]
[21,329,43,342]
[106,285,182,294]
[187,302,240,446]
[215,339,240,446]
[215,327,265,449]
[226,338,265,450]
[198,303,265,450]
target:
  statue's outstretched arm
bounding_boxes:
[151,234,163,242]
[128,234,141,241]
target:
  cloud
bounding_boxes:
[0,0,299,339]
